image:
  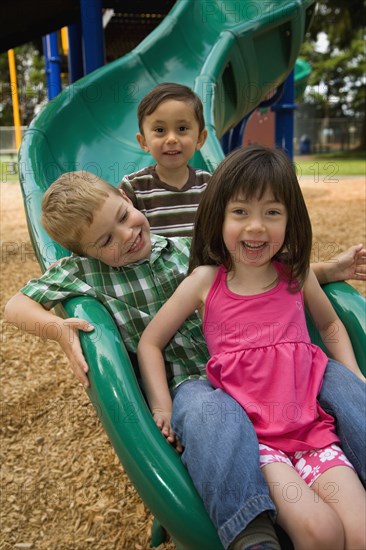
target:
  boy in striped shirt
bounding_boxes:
[121,83,210,237]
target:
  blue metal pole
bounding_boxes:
[221,114,251,155]
[80,0,105,74]
[272,70,296,159]
[42,32,62,100]
[67,22,84,83]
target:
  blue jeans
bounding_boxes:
[317,359,366,486]
[171,360,365,549]
[172,380,276,549]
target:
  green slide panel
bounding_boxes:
[18,1,365,548]
[294,57,312,98]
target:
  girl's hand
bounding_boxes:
[330,244,366,282]
[57,318,94,388]
[152,409,183,453]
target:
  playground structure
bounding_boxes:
[5,1,365,548]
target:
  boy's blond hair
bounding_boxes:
[42,171,121,255]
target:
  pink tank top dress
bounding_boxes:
[203,265,339,453]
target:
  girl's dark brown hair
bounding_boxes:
[189,145,312,290]
[138,82,205,133]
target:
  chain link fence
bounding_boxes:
[0,126,27,157]
[294,109,364,155]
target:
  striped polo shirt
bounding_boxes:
[120,164,211,237]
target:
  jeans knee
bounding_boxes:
[173,382,242,435]
[179,387,244,429]
[172,381,209,434]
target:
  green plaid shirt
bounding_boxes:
[21,235,209,389]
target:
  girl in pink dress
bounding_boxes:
[138,145,365,550]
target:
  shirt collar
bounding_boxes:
[150,233,169,263]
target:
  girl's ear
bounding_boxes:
[196,128,208,151]
[136,133,149,152]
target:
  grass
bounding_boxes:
[294,151,366,177]
[1,151,365,183]
[0,159,19,182]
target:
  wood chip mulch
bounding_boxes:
[1,182,175,549]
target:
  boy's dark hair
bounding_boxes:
[189,145,312,291]
[138,83,205,133]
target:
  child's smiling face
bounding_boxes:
[223,187,288,268]
[79,189,151,267]
[137,99,207,178]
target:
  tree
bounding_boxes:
[0,43,46,126]
[300,0,365,147]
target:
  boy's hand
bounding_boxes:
[329,244,366,282]
[4,294,93,388]
[152,409,183,453]
[58,318,94,388]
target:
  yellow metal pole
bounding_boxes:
[61,27,69,54]
[7,49,22,150]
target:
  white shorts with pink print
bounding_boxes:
[259,443,354,487]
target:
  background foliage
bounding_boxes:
[0,43,46,126]
[300,0,365,146]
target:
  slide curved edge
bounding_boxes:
[61,296,223,549]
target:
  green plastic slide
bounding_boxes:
[18,1,365,548]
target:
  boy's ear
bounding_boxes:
[196,128,208,151]
[136,133,149,152]
[118,188,133,204]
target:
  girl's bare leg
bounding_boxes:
[313,465,366,550]
[262,462,344,550]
